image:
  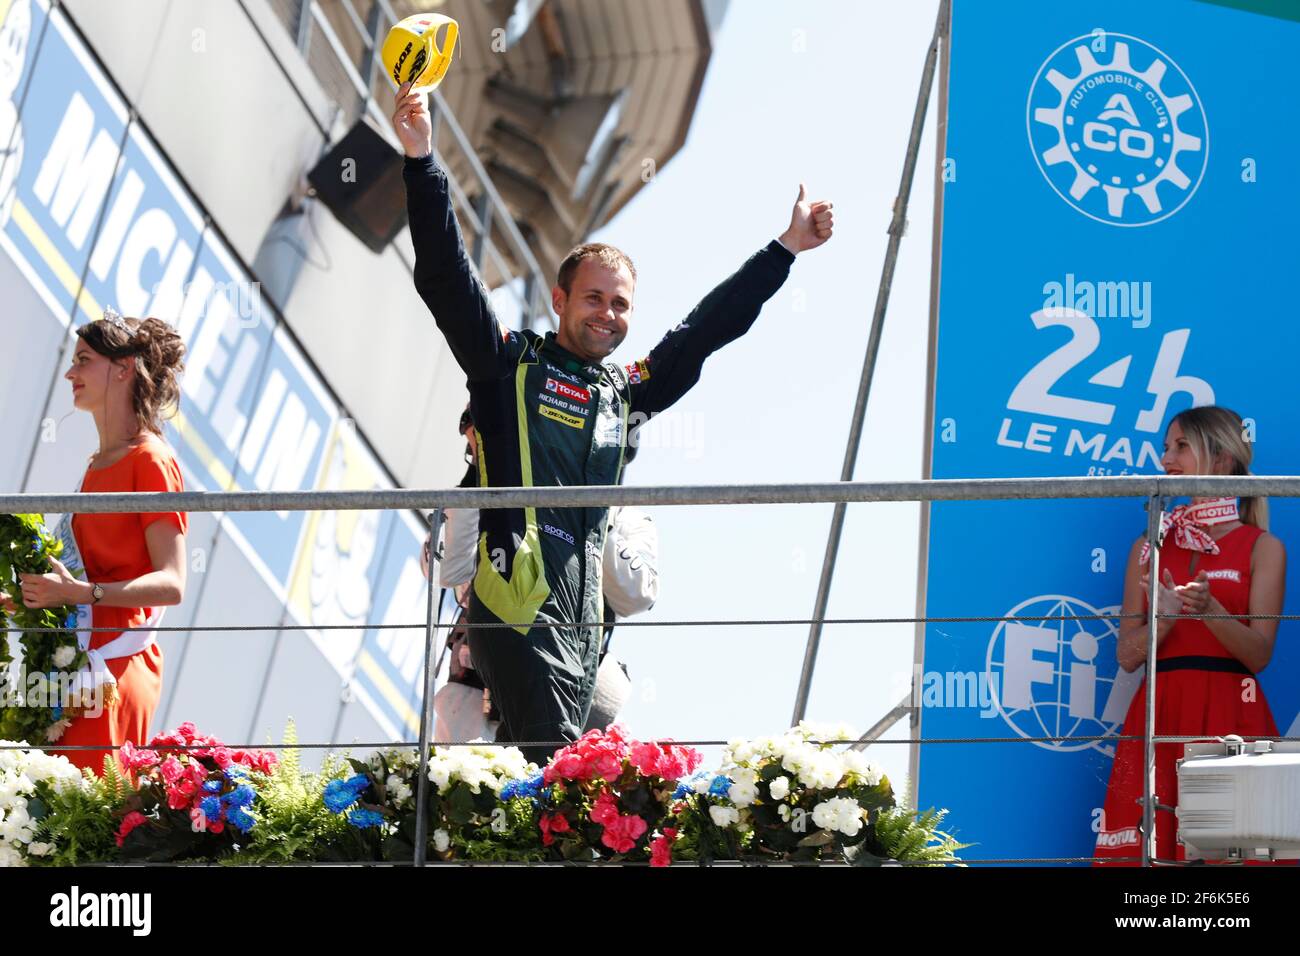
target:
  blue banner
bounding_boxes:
[920,0,1300,862]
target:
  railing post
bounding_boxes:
[359,0,385,111]
[295,0,313,53]
[413,507,446,867]
[1141,492,1163,866]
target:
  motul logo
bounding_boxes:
[1096,827,1139,848]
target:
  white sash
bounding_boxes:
[49,506,164,702]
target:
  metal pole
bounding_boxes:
[413,507,446,866]
[791,0,950,725]
[849,693,914,752]
[1141,493,1162,867]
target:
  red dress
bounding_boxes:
[1094,523,1280,864]
[57,441,187,775]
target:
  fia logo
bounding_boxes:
[1027,34,1208,225]
[986,594,1144,756]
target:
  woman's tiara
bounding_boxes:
[102,305,132,335]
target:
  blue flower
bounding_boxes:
[227,806,255,833]
[347,807,384,829]
[709,775,732,798]
[224,785,255,809]
[52,706,63,721]
[501,772,548,805]
[323,774,370,814]
[63,613,77,630]
[202,780,223,794]
[200,795,223,820]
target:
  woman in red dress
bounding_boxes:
[1,310,188,775]
[1094,405,1285,864]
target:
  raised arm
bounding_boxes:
[627,184,833,417]
[394,83,514,380]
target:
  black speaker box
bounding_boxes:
[307,116,408,253]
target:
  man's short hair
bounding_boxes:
[556,243,637,294]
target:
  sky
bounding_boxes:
[586,0,944,796]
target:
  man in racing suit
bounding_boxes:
[394,83,834,764]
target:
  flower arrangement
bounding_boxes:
[533,724,702,864]
[668,722,966,865]
[0,514,86,744]
[0,719,966,867]
[0,739,88,866]
[113,722,278,862]
[322,743,542,861]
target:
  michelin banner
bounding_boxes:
[919,0,1300,861]
[0,0,431,743]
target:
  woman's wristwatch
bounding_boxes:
[91,583,105,604]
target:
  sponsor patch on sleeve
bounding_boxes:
[625,359,651,384]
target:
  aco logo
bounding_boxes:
[1027,34,1208,226]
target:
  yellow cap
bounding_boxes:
[382,13,458,93]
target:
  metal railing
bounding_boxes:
[3,474,1298,866]
[274,0,551,327]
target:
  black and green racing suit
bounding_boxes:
[404,154,795,763]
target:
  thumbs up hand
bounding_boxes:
[778,183,834,254]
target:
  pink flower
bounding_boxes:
[630,742,664,777]
[604,723,631,746]
[256,751,279,774]
[159,755,184,785]
[176,722,197,741]
[166,783,194,811]
[208,819,224,835]
[599,813,647,855]
[120,741,159,771]
[590,792,620,827]
[210,747,233,770]
[539,812,570,847]
[650,828,677,868]
[546,750,587,784]
[115,811,148,847]
[587,749,624,782]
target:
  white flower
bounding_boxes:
[768,776,790,801]
[26,841,52,857]
[842,751,883,787]
[427,761,452,792]
[708,805,740,828]
[777,804,791,823]
[730,767,759,787]
[432,829,450,852]
[52,646,76,668]
[691,775,712,795]
[810,797,865,836]
[727,782,758,808]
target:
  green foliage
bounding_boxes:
[0,513,86,743]
[864,806,971,866]
[28,765,129,867]
[222,722,357,865]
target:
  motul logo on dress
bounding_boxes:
[1203,569,1241,582]
[545,378,590,403]
[1096,827,1139,848]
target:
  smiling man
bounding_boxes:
[394,83,833,763]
